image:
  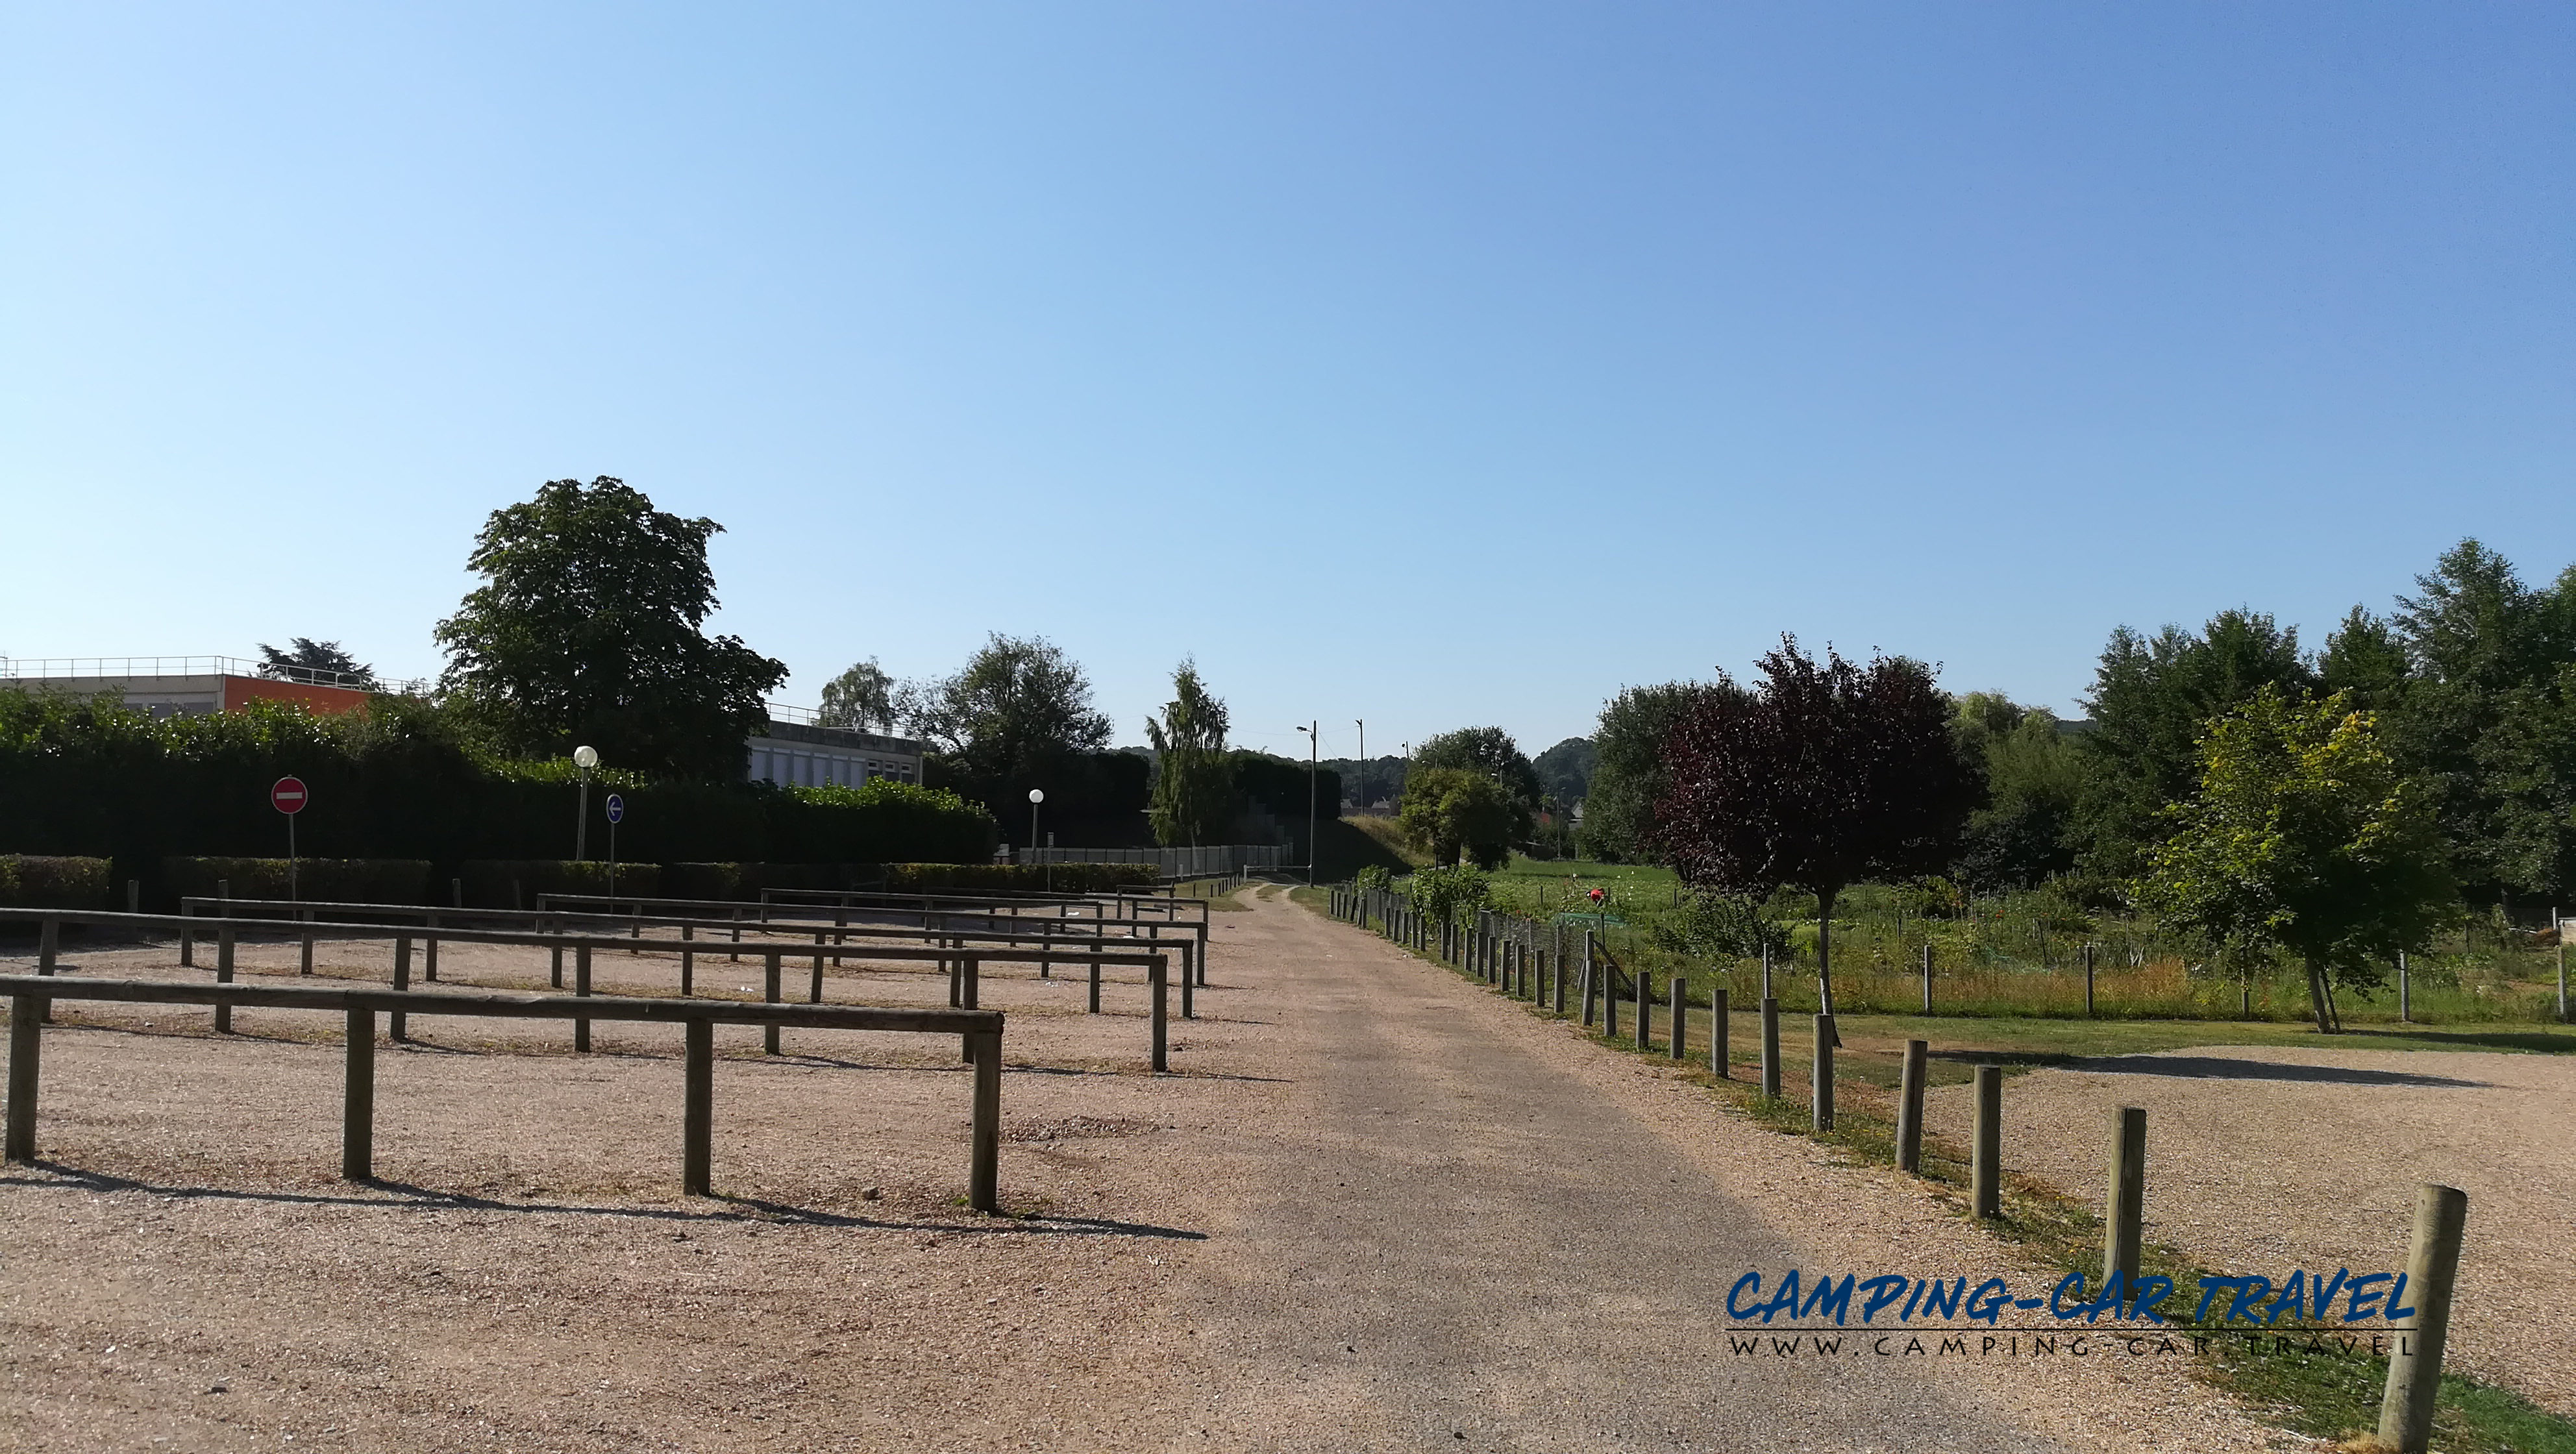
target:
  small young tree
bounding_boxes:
[1398,767,1515,869]
[1145,658,1231,846]
[2136,688,2452,1033]
[1658,637,1976,1014]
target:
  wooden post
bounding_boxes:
[1709,987,1729,1077]
[810,941,825,1004]
[38,917,57,973]
[1631,959,1647,1049]
[301,909,315,976]
[1150,955,1169,1072]
[391,934,412,1041]
[763,950,783,1055]
[1759,996,1781,1097]
[573,944,591,1052]
[680,924,694,996]
[1088,946,1103,1013]
[969,1028,1002,1213]
[1179,931,1194,1020]
[730,906,742,962]
[1668,977,1686,1060]
[1896,1039,1929,1173]
[1552,945,1565,1015]
[1603,954,1620,1040]
[2399,951,2410,1022]
[2376,1183,2470,1454]
[1811,1015,1834,1131]
[1972,1065,2002,1218]
[2083,942,2096,1017]
[549,932,564,989]
[214,924,236,1034]
[341,1007,374,1181]
[5,994,39,1163]
[425,913,440,983]
[2105,1105,2146,1286]
[127,880,140,914]
[682,1018,713,1196]
[1579,931,1597,1027]
[180,900,195,967]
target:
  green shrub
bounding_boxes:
[1354,863,1393,894]
[164,857,432,906]
[662,861,860,899]
[1407,863,1492,926]
[458,860,661,907]
[0,855,114,909]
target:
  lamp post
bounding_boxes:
[1356,719,1364,809]
[1295,721,1318,885]
[1027,787,1047,889]
[573,745,600,861]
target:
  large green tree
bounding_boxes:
[896,634,1112,789]
[1145,658,1232,846]
[1658,639,1975,1014]
[2137,688,2452,1033]
[2382,540,2576,913]
[434,477,787,780]
[1580,683,1717,862]
[817,658,896,733]
[2075,610,2316,882]
[1951,692,2085,891]
[1398,767,1517,869]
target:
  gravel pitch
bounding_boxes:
[1922,1040,2576,1420]
[2,898,2325,1451]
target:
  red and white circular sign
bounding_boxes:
[271,776,310,815]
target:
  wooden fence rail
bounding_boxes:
[0,974,1006,1209]
[0,908,1176,1072]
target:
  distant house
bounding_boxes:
[0,656,377,719]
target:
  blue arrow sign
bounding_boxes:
[604,793,625,824]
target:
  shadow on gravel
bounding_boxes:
[2062,1054,2490,1088]
[1,1164,1208,1240]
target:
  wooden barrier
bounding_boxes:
[2105,1105,2145,1283]
[1811,1015,1835,1131]
[1709,987,1728,1078]
[0,974,1007,1209]
[1895,1039,1928,1172]
[1759,997,1781,1098]
[1668,977,1685,1061]
[1971,1065,2003,1218]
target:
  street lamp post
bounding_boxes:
[1295,721,1318,886]
[1028,787,1046,890]
[573,745,600,861]
[1356,719,1364,808]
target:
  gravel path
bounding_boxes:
[1922,1041,2576,1418]
[1,897,2312,1451]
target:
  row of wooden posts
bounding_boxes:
[1328,881,2474,1454]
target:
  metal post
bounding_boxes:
[1896,1039,1929,1173]
[2105,1105,2146,1286]
[341,1007,375,1181]
[1972,1065,2003,1218]
[2376,1183,2470,1454]
[1811,1015,1834,1131]
[6,994,40,1163]
[1759,996,1781,1097]
[1920,941,1932,1015]
[682,1018,713,1196]
[2083,942,2096,1017]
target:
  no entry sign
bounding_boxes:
[272,776,310,815]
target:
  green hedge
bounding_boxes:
[459,860,662,907]
[885,862,1159,893]
[0,691,998,908]
[0,855,114,909]
[164,857,434,905]
[660,861,867,899]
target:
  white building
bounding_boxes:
[747,712,925,789]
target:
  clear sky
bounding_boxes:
[5,3,2569,763]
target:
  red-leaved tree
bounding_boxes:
[1657,637,1976,1015]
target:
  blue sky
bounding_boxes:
[5,3,2569,763]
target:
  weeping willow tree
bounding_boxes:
[1146,659,1231,847]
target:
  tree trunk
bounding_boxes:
[1816,885,1839,1017]
[2305,959,2336,1034]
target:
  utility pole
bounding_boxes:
[1356,720,1365,809]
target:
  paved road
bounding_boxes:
[1165,891,2076,1453]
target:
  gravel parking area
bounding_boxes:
[0,902,2342,1451]
[1923,1042,2576,1419]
